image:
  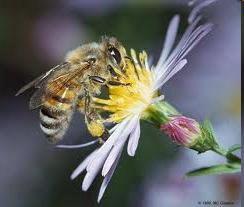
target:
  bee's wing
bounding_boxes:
[29,87,46,110]
[15,63,69,96]
[29,62,90,110]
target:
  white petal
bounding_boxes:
[154,59,187,90]
[153,16,201,83]
[179,24,213,59]
[97,148,123,203]
[161,16,201,70]
[101,135,126,176]
[70,149,98,180]
[82,147,111,191]
[56,140,98,149]
[188,0,197,6]
[153,16,212,90]
[155,15,180,71]
[102,116,138,176]
[82,165,102,191]
[82,116,136,191]
[109,123,119,133]
[188,0,218,23]
[164,59,188,82]
[86,117,131,173]
[127,118,141,156]
[173,23,213,62]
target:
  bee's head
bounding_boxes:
[101,36,127,72]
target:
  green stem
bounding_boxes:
[212,145,241,163]
[226,152,241,163]
[212,145,227,157]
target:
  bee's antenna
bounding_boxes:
[56,140,99,149]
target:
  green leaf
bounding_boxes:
[185,163,241,177]
[226,144,241,163]
[227,162,241,169]
[227,144,241,154]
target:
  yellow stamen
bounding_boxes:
[94,50,158,123]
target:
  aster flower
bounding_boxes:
[66,13,214,202]
[58,1,241,202]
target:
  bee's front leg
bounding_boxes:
[89,75,129,86]
[107,81,130,86]
[88,76,106,84]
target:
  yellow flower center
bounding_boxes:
[93,49,157,123]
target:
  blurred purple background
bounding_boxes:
[0,0,241,206]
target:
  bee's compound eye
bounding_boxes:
[108,47,121,65]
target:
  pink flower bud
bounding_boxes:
[160,115,201,147]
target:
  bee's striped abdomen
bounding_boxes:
[39,88,77,143]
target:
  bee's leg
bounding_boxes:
[89,76,106,84]
[84,89,91,118]
[89,75,129,87]
[107,81,131,86]
[107,65,118,77]
[85,110,109,143]
[83,90,109,142]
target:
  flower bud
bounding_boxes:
[160,115,201,147]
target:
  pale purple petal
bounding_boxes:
[81,117,131,191]
[82,163,103,191]
[174,23,213,61]
[86,117,131,173]
[56,140,98,149]
[156,15,180,71]
[82,149,110,191]
[127,118,141,156]
[101,134,127,176]
[102,116,138,176]
[70,149,98,180]
[97,148,123,203]
[153,15,213,90]
[159,24,212,84]
[178,24,213,59]
[188,0,218,23]
[154,59,187,90]
[162,16,201,69]
[152,16,201,85]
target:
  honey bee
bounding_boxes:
[16,36,128,144]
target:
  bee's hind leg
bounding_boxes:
[85,110,109,143]
[83,90,109,143]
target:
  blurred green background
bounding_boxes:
[0,0,241,207]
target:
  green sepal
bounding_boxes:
[190,120,219,153]
[143,101,179,126]
[227,144,241,154]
